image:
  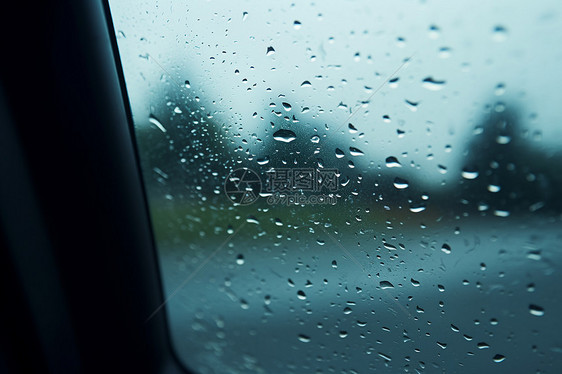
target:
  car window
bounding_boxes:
[109,1,562,373]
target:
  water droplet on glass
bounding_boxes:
[273,129,296,143]
[282,102,292,111]
[335,148,345,158]
[422,77,446,91]
[428,24,440,39]
[393,177,409,189]
[487,184,501,193]
[409,204,426,213]
[240,299,249,309]
[257,157,270,165]
[492,25,508,42]
[380,281,394,289]
[300,80,311,87]
[527,250,542,261]
[405,100,419,112]
[496,134,511,144]
[493,354,506,363]
[494,210,510,217]
[310,135,320,144]
[246,216,260,224]
[266,46,276,56]
[349,147,364,156]
[236,254,245,265]
[441,243,452,254]
[439,46,452,58]
[297,290,307,300]
[298,334,311,343]
[461,168,479,180]
[495,83,506,96]
[293,20,302,30]
[385,156,401,168]
[529,304,544,316]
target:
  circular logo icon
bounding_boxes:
[224,168,262,205]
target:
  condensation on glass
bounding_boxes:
[109,1,562,373]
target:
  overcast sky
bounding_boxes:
[110,0,562,185]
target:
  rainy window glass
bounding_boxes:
[109,1,562,372]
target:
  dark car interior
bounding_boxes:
[0,1,179,373]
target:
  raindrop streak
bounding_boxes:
[494,210,510,217]
[273,129,296,143]
[378,353,392,361]
[149,114,166,133]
